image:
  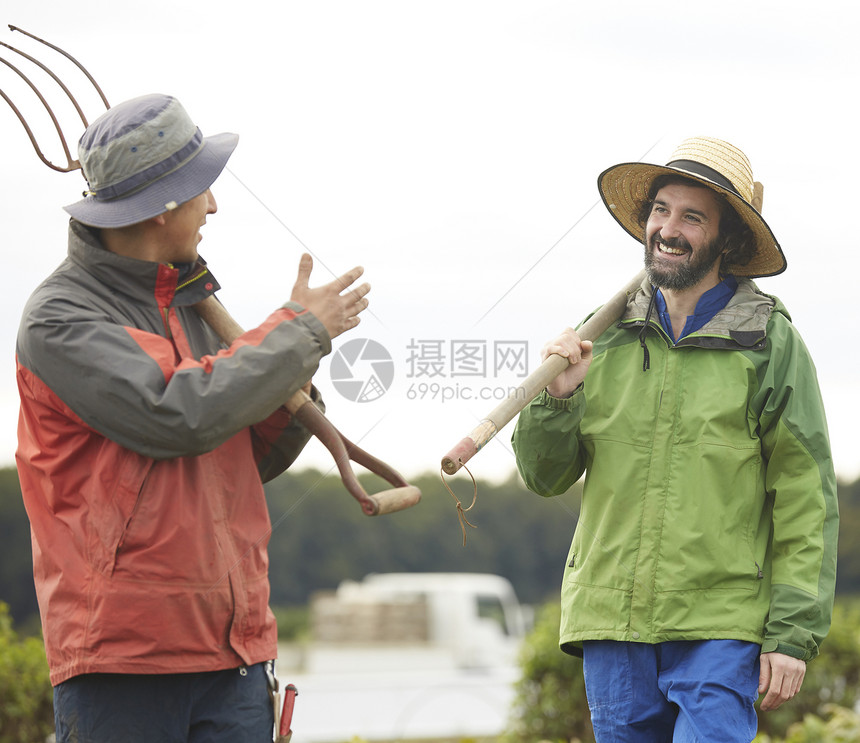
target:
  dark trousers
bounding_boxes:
[53,662,273,743]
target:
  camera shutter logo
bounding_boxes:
[330,339,395,402]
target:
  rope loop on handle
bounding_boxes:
[441,461,478,546]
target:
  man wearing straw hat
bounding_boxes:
[16,93,370,742]
[512,136,837,742]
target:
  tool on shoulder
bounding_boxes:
[439,270,645,533]
[1,24,421,517]
[441,270,644,476]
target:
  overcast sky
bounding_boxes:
[2,0,858,496]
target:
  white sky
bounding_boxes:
[2,0,858,490]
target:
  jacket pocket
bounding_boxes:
[89,450,155,576]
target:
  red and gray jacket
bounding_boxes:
[16,221,330,686]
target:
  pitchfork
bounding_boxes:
[1,25,420,517]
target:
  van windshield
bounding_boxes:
[477,594,510,635]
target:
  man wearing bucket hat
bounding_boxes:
[16,94,370,742]
[513,137,837,741]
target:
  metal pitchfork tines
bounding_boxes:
[0,24,109,172]
[1,25,421,517]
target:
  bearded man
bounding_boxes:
[512,137,837,743]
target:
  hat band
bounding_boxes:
[92,129,204,202]
[666,159,740,198]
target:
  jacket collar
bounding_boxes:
[67,219,220,307]
[622,275,780,349]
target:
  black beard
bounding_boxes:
[643,233,723,291]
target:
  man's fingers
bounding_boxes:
[759,668,783,711]
[758,656,771,694]
[541,343,572,363]
[294,253,313,288]
[580,340,594,359]
[332,265,365,292]
[760,690,778,711]
[759,653,806,711]
[541,329,589,363]
[352,296,370,314]
[347,281,371,304]
[760,676,793,711]
[287,256,371,339]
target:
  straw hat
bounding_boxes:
[597,136,786,278]
[64,94,237,228]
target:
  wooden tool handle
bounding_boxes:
[367,485,423,515]
[194,295,421,516]
[440,270,646,474]
[194,296,311,412]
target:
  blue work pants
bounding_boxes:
[582,639,760,743]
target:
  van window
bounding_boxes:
[477,594,510,635]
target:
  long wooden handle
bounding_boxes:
[193,297,313,413]
[194,296,420,515]
[440,270,646,475]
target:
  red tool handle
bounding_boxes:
[279,684,298,739]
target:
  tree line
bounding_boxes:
[2,465,859,632]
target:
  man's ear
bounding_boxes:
[150,213,168,226]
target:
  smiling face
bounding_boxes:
[643,182,724,292]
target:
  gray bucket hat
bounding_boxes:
[64,94,238,228]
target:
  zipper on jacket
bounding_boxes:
[176,265,210,292]
[755,562,764,579]
[159,263,211,341]
[113,485,148,574]
[162,307,172,339]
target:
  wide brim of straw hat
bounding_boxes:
[598,161,786,278]
[63,132,238,229]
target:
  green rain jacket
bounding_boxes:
[512,277,837,661]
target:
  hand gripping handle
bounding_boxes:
[441,270,646,474]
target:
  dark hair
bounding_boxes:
[636,174,756,274]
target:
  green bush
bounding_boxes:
[272,605,310,642]
[505,597,860,743]
[0,602,53,743]
[755,704,860,742]
[755,596,860,738]
[500,602,593,743]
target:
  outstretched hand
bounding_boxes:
[759,652,806,711]
[290,253,370,339]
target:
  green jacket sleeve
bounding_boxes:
[512,388,589,496]
[756,312,838,662]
